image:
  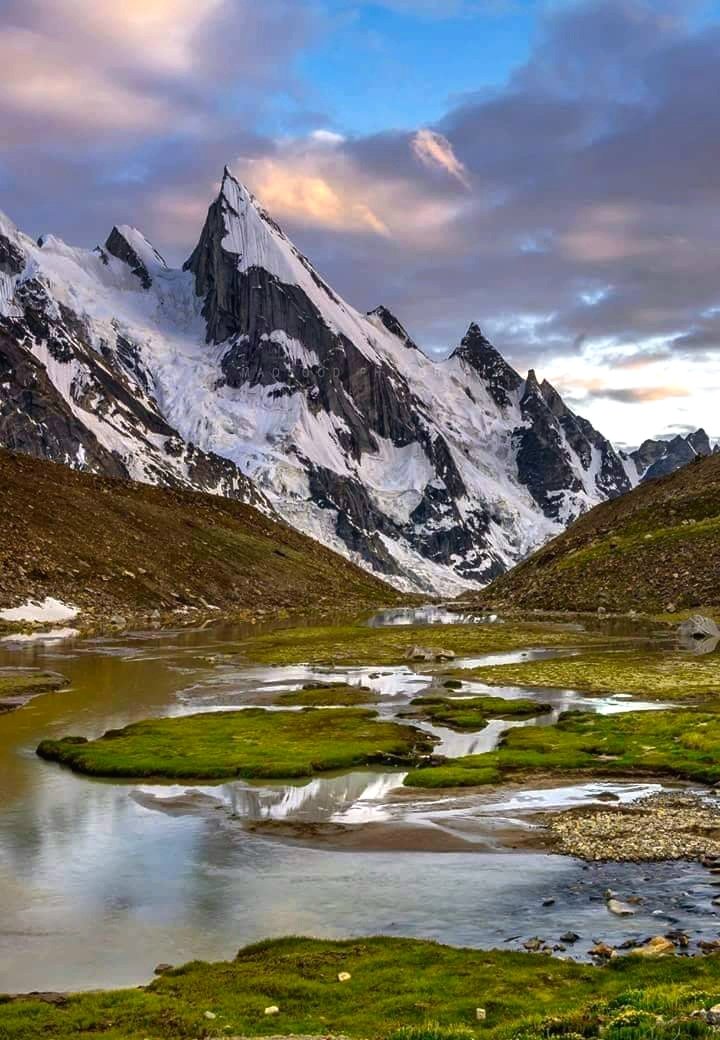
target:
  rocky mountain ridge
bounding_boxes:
[0,167,709,593]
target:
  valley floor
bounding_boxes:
[2,608,720,1039]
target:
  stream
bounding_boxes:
[0,610,718,992]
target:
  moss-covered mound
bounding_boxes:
[407,695,551,731]
[0,671,68,713]
[2,936,720,1040]
[405,706,720,788]
[235,620,609,668]
[460,649,720,701]
[37,708,435,781]
[478,452,720,614]
[276,683,377,707]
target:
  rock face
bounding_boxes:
[0,169,678,593]
[629,430,715,482]
[0,215,265,510]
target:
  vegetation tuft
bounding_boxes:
[406,695,551,731]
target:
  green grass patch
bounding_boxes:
[0,671,68,711]
[461,649,720,700]
[275,683,378,707]
[2,936,720,1040]
[407,695,551,731]
[235,621,610,668]
[36,708,435,781]
[405,706,720,788]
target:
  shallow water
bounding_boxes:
[0,612,716,992]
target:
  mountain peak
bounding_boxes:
[105,225,166,289]
[367,306,420,350]
[450,323,522,409]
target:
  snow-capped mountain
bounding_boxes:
[0,167,677,593]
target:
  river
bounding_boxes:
[0,611,717,992]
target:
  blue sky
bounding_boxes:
[2,0,720,444]
[295,3,538,136]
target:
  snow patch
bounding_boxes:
[0,597,80,623]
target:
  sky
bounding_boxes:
[2,0,720,447]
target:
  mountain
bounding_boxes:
[0,167,690,593]
[626,429,717,482]
[477,451,720,614]
[0,448,399,630]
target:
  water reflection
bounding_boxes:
[367,606,494,627]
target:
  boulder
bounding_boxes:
[632,935,675,957]
[678,615,720,640]
[707,1004,720,1026]
[404,646,456,662]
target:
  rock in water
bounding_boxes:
[633,936,675,957]
[678,615,720,640]
[607,898,636,916]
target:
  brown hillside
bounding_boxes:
[0,449,401,630]
[479,452,720,614]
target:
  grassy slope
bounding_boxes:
[2,936,720,1040]
[0,449,400,629]
[478,453,720,614]
[36,707,435,781]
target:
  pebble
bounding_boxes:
[265,1006,280,1016]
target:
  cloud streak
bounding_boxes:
[412,130,470,187]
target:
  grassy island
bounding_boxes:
[37,707,435,781]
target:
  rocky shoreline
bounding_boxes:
[541,791,720,862]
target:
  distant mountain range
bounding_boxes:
[0,168,713,593]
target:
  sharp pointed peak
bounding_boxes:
[367,305,421,350]
[104,224,166,288]
[524,368,541,393]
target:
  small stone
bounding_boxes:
[264,1005,280,1016]
[476,1008,487,1022]
[607,898,636,916]
[338,972,352,982]
[204,1011,217,1020]
[560,932,580,944]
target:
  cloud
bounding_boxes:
[0,0,314,143]
[230,131,469,244]
[412,130,470,187]
[587,386,692,404]
[239,156,390,236]
[2,0,720,443]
